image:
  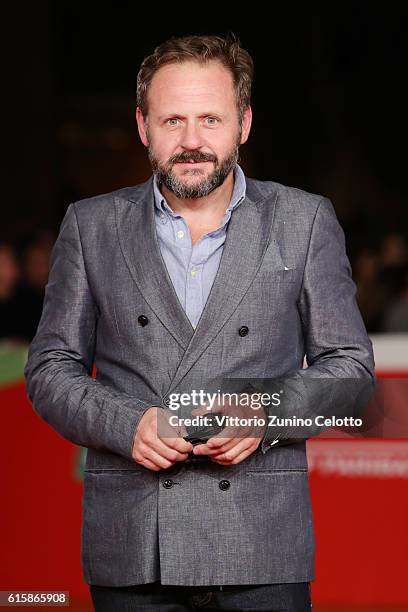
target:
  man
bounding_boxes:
[25,34,375,611]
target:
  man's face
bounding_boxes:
[136,60,252,198]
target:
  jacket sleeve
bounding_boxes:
[24,203,153,460]
[260,196,376,453]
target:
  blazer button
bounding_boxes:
[238,326,249,337]
[163,479,174,489]
[219,479,230,491]
[138,315,149,327]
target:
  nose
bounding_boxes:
[179,120,203,150]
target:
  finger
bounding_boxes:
[210,438,254,462]
[141,446,179,470]
[168,435,194,454]
[204,437,241,455]
[136,457,162,471]
[208,425,254,447]
[142,425,192,458]
[160,436,193,457]
[205,424,251,449]
[155,413,193,453]
[211,445,255,465]
[193,431,242,456]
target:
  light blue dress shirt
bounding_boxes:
[153,164,246,329]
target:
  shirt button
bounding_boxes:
[177,230,185,239]
[190,269,198,277]
[159,212,165,218]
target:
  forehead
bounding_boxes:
[147,60,236,115]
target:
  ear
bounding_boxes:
[239,106,253,145]
[135,107,149,147]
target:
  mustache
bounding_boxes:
[168,150,218,164]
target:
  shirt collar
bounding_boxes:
[153,163,246,218]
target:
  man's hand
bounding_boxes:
[191,396,268,465]
[132,406,193,471]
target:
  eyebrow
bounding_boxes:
[158,112,224,121]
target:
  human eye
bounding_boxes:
[166,117,180,126]
[204,116,219,126]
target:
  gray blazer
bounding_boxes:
[24,174,375,587]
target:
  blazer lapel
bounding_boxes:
[115,175,278,394]
[168,179,279,393]
[115,178,195,351]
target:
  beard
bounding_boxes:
[147,133,241,199]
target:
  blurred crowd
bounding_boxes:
[0,231,56,344]
[352,232,408,333]
[0,227,407,346]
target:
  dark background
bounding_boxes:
[2,3,408,335]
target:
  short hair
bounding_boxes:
[136,33,254,123]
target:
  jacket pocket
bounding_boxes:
[258,239,297,277]
[246,468,308,475]
[84,468,145,474]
